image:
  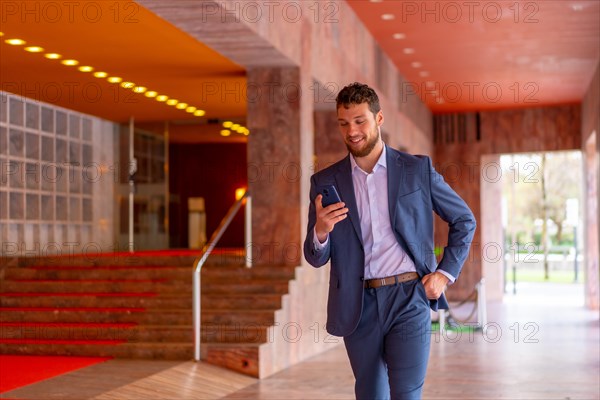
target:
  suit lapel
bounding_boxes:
[334,156,363,245]
[386,146,404,230]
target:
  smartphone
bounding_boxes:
[318,185,342,207]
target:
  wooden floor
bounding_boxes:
[2,282,599,400]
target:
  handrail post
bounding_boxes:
[193,266,201,361]
[245,196,252,268]
[476,278,488,334]
[192,191,249,362]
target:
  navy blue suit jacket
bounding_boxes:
[303,146,476,337]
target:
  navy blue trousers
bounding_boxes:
[343,279,431,400]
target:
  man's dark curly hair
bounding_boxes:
[336,82,381,116]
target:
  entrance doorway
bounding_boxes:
[481,151,585,304]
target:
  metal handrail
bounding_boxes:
[193,190,251,361]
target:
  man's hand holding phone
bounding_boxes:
[315,186,348,243]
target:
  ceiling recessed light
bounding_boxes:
[78,66,94,72]
[45,53,62,59]
[571,4,584,11]
[194,110,206,117]
[0,32,4,37]
[419,71,430,77]
[231,123,241,130]
[223,121,233,128]
[403,48,415,54]
[220,129,231,137]
[5,38,26,46]
[24,46,44,53]
[61,59,79,66]
[242,128,250,136]
[133,86,147,93]
[166,99,178,106]
[381,13,395,20]
[145,91,158,98]
[156,95,170,101]
[369,0,383,2]
[93,71,108,78]
[107,76,122,83]
[411,61,422,68]
[175,103,188,110]
[186,106,197,113]
[392,33,406,40]
[120,82,135,89]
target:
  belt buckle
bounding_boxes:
[380,278,386,287]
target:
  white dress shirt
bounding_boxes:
[314,145,455,282]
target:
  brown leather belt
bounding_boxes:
[363,272,419,289]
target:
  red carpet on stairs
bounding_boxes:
[0,355,111,393]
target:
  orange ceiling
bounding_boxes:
[347,0,600,112]
[0,0,247,123]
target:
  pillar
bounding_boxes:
[247,67,306,266]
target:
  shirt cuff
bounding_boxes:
[312,227,329,250]
[437,269,455,284]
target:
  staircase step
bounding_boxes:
[0,281,191,293]
[0,308,274,325]
[0,322,138,341]
[15,252,242,268]
[202,282,289,294]
[202,294,283,310]
[0,308,185,324]
[4,267,191,281]
[0,340,194,360]
[0,323,269,344]
[202,265,296,280]
[204,343,262,378]
[0,293,190,309]
[5,265,294,281]
[0,293,282,310]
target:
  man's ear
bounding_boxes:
[376,110,384,126]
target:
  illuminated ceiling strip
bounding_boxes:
[1,33,207,119]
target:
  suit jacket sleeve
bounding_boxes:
[303,175,331,268]
[426,156,476,280]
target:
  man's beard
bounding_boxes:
[346,129,380,158]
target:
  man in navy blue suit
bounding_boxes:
[304,83,476,399]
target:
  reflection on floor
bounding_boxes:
[3,283,598,400]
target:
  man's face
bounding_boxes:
[337,102,384,158]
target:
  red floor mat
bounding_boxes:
[0,355,111,393]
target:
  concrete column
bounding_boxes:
[480,154,504,302]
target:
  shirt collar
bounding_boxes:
[350,143,387,174]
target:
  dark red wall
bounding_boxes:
[169,143,247,248]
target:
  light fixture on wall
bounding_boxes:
[235,188,247,201]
